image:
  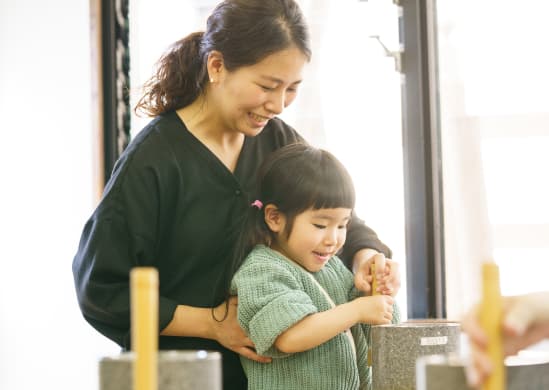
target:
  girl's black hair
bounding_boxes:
[135,0,311,117]
[213,143,356,316]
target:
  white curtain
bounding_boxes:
[442,127,493,320]
[437,0,549,320]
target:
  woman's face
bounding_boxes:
[213,46,308,136]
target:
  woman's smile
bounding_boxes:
[248,112,272,127]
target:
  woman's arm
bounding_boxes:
[161,296,271,363]
[339,211,392,265]
[336,211,400,296]
[274,295,394,353]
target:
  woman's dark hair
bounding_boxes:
[213,143,356,317]
[135,0,311,117]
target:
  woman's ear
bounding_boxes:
[264,204,285,233]
[206,50,225,83]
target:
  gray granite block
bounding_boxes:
[372,321,461,390]
[99,350,222,390]
[416,353,549,390]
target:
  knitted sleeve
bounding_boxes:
[391,302,402,324]
[232,255,318,357]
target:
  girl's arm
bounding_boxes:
[274,295,394,353]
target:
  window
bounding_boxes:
[436,0,549,317]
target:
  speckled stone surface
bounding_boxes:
[416,354,549,390]
[99,350,222,390]
[371,321,461,390]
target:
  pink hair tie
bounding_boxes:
[251,200,263,210]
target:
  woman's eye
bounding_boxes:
[313,224,326,229]
[338,225,347,230]
[259,85,275,91]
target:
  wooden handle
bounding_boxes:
[479,262,505,390]
[131,267,158,390]
[371,252,386,296]
[367,263,379,366]
[371,263,379,296]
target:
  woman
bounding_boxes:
[72,1,399,388]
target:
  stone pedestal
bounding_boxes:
[99,350,222,390]
[371,321,460,390]
[416,353,549,390]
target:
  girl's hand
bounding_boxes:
[212,296,272,363]
[353,251,401,297]
[355,295,394,325]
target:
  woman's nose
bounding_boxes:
[265,91,285,115]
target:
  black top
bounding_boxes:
[72,111,391,390]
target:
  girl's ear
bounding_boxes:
[264,204,285,233]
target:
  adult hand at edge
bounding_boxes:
[212,296,272,363]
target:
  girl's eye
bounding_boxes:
[259,85,275,91]
[313,224,326,229]
[338,225,348,230]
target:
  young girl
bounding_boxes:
[227,143,401,390]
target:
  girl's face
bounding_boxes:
[213,46,308,136]
[272,207,352,273]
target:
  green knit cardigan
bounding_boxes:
[231,245,401,390]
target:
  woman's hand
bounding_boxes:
[462,291,549,388]
[353,250,400,297]
[212,296,272,363]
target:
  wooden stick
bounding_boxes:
[371,263,379,298]
[131,267,158,390]
[367,263,379,366]
[479,262,505,390]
